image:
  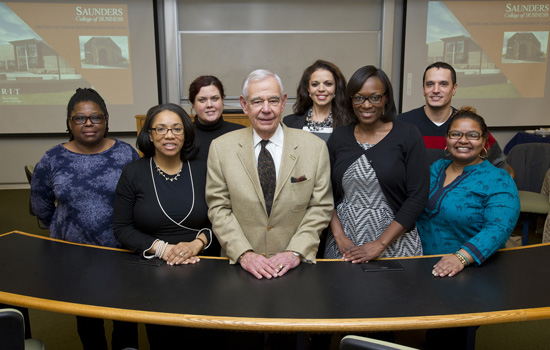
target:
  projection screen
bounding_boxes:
[0,0,158,134]
[403,0,550,127]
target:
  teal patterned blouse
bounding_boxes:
[417,159,520,264]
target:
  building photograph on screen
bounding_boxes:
[0,0,158,134]
[502,31,548,63]
[80,36,130,69]
[426,1,549,100]
[0,2,134,106]
[0,3,86,105]
[404,0,550,127]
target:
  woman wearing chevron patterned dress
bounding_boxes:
[324,66,429,261]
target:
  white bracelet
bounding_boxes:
[155,241,168,259]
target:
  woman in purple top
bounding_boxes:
[31,88,139,350]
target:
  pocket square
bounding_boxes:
[291,175,307,183]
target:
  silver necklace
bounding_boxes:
[155,164,182,182]
[150,158,194,227]
[306,107,332,131]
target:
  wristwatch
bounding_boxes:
[291,251,303,261]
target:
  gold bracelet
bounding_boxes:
[239,250,253,262]
[453,252,468,266]
[456,250,471,266]
[456,250,470,266]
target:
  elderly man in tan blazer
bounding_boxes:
[206,69,333,279]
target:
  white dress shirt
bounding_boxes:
[253,124,284,179]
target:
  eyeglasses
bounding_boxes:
[351,93,385,105]
[70,115,105,125]
[249,98,281,108]
[150,126,184,135]
[447,131,482,140]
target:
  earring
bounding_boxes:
[479,147,488,159]
[443,146,451,157]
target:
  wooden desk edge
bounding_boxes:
[1,291,549,332]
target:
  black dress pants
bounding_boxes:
[146,324,227,350]
[426,326,478,350]
[76,316,138,350]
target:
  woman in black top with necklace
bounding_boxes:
[114,103,213,349]
[114,103,210,262]
[283,59,348,141]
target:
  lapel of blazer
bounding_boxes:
[275,125,298,201]
[236,128,266,207]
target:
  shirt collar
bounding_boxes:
[253,123,284,148]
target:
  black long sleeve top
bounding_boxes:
[113,157,211,254]
[327,121,429,230]
[193,116,245,164]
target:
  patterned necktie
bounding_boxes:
[258,140,276,216]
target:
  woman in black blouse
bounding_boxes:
[114,103,210,262]
[283,59,348,141]
[113,103,213,348]
[189,75,245,164]
[324,66,429,262]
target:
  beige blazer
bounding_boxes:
[206,124,333,263]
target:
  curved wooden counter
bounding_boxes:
[1,231,550,332]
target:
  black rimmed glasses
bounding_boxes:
[150,126,184,135]
[447,131,482,140]
[70,115,105,125]
[351,93,385,105]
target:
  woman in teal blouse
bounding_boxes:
[416,106,520,277]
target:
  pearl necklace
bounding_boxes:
[155,164,182,182]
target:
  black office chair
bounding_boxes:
[340,335,418,350]
[0,308,44,350]
[506,144,550,245]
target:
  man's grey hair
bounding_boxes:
[242,69,285,101]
